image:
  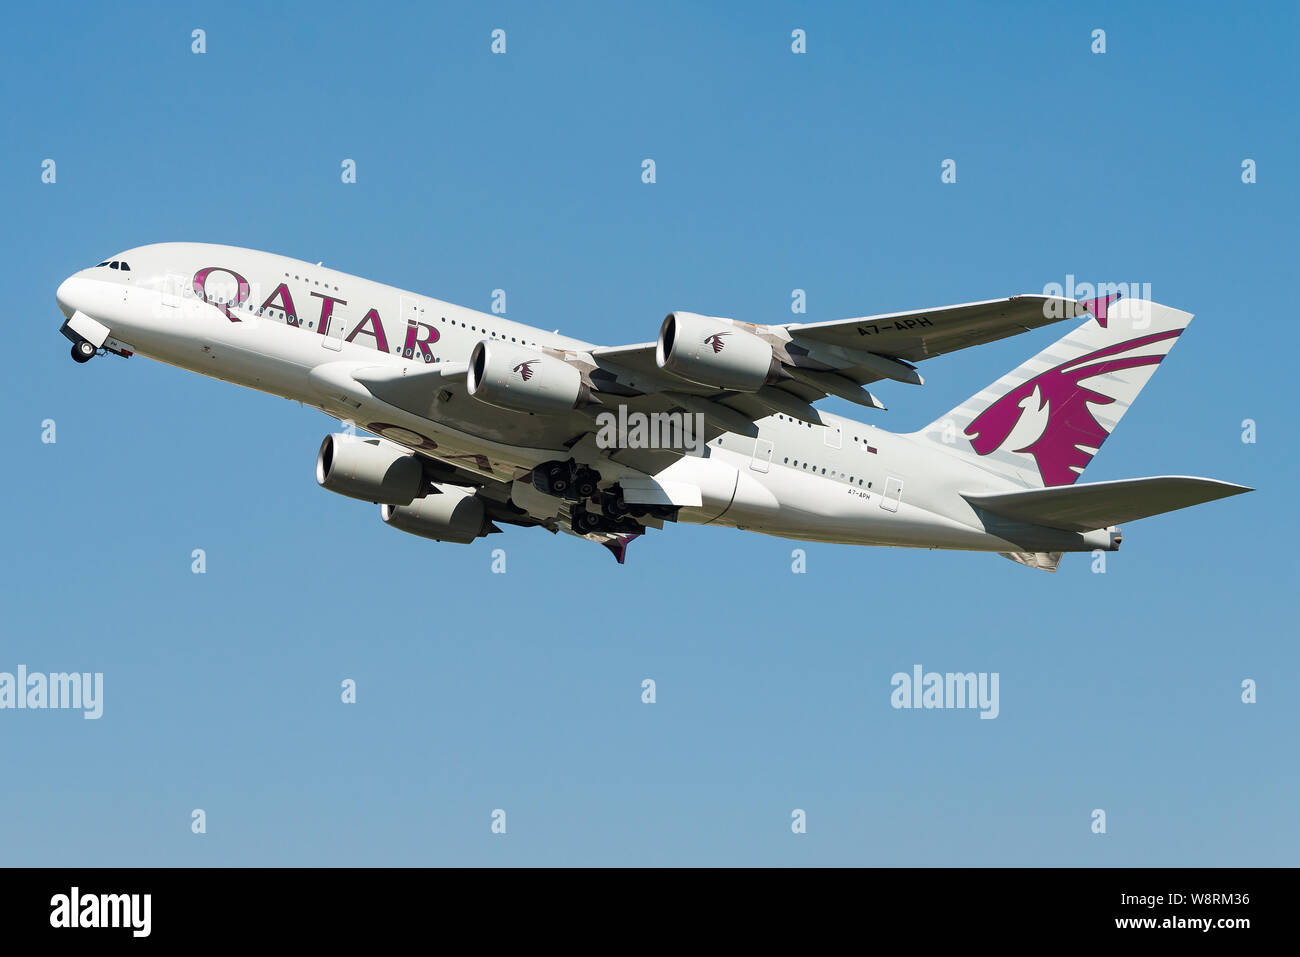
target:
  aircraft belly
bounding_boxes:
[723,459,1030,550]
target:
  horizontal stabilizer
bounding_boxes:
[964,476,1252,532]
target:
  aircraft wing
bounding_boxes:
[589,294,1109,446]
[783,294,1105,366]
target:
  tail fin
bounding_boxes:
[915,298,1192,488]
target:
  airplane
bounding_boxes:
[55,243,1251,570]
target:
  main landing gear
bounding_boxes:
[530,460,680,534]
[71,340,97,363]
[571,506,639,536]
[532,459,600,501]
[599,488,674,522]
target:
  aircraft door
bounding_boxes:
[399,295,425,360]
[323,308,345,351]
[880,476,903,512]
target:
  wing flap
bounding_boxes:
[998,551,1064,572]
[964,476,1253,532]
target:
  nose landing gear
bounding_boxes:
[71,340,97,363]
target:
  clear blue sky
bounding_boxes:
[2,1,1295,865]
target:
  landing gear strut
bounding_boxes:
[71,340,96,363]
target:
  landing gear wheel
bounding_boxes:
[574,468,599,500]
[602,491,631,518]
[546,463,570,495]
[71,340,96,363]
[573,509,602,534]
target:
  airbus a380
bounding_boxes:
[56,243,1250,569]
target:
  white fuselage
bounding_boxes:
[55,243,1111,554]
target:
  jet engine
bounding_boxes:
[655,312,781,392]
[316,433,424,505]
[467,340,592,414]
[380,484,491,543]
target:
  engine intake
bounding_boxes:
[317,433,424,505]
[656,312,779,392]
[381,484,489,543]
[467,340,591,414]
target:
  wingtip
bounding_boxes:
[600,533,639,564]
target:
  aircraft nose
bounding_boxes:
[56,274,94,319]
[56,275,77,319]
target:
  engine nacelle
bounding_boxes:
[316,433,424,505]
[380,484,490,544]
[656,312,779,392]
[467,340,591,414]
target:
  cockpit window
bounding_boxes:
[110,262,120,269]
[118,262,130,271]
[96,261,110,267]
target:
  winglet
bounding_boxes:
[601,533,639,564]
[1078,293,1123,328]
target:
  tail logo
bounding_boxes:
[964,330,1181,486]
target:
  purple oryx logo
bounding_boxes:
[964,330,1181,486]
[513,360,537,381]
[703,332,729,354]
